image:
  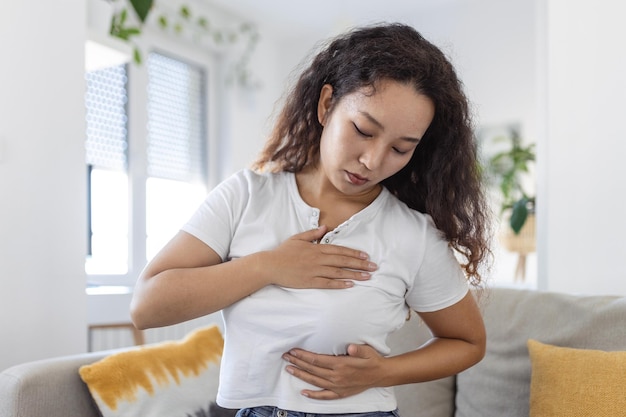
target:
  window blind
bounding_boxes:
[85,65,128,171]
[146,52,206,183]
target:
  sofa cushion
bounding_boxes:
[79,325,235,417]
[388,312,456,417]
[454,288,626,417]
[528,339,626,417]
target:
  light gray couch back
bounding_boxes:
[390,287,626,417]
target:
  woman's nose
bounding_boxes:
[359,145,385,171]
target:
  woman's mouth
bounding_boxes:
[346,171,369,186]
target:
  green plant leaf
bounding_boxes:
[158,15,168,29]
[180,5,191,19]
[133,47,142,65]
[197,17,209,29]
[114,27,141,41]
[130,0,153,23]
[123,27,141,36]
[120,8,128,24]
[510,198,529,234]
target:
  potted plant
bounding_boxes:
[482,126,536,281]
[485,127,535,231]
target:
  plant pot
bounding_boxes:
[499,212,536,254]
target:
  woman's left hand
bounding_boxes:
[282,344,385,399]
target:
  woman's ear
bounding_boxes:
[317,84,333,126]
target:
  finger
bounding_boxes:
[300,388,341,400]
[290,226,328,242]
[310,278,355,289]
[347,343,371,358]
[319,244,372,262]
[283,349,335,372]
[320,254,378,273]
[292,229,375,263]
[316,265,374,281]
[285,364,342,399]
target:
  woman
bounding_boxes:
[131,23,491,417]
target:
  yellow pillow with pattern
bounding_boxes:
[79,325,235,417]
[528,339,626,417]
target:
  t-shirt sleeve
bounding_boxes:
[181,170,250,261]
[405,218,469,312]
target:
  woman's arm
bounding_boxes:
[281,291,485,399]
[130,226,378,330]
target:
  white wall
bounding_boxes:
[542,0,626,295]
[0,0,87,371]
[221,25,323,176]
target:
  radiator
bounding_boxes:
[88,314,223,352]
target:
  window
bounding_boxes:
[145,52,208,260]
[85,46,213,287]
[85,64,129,275]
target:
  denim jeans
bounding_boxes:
[235,406,401,417]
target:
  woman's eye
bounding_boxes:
[392,147,409,155]
[353,123,372,137]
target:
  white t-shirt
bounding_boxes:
[182,169,468,413]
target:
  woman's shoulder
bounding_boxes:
[224,168,292,191]
[234,168,290,182]
[381,191,430,223]
[380,191,444,240]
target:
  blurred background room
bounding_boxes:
[1,0,625,371]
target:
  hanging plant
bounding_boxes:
[106,0,260,87]
[109,0,147,64]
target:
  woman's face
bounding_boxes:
[317,79,435,197]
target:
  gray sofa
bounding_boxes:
[2,287,625,417]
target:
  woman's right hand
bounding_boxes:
[262,225,378,289]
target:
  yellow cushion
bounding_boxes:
[79,325,228,417]
[528,339,626,417]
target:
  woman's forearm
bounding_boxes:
[130,251,269,329]
[380,293,487,386]
[379,336,485,387]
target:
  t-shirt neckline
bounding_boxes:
[284,171,389,225]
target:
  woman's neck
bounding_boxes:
[295,166,382,230]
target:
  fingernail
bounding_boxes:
[359,252,369,259]
[360,272,370,278]
[369,262,377,270]
[345,280,355,287]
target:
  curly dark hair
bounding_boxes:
[254,23,491,285]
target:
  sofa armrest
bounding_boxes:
[0,351,112,417]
